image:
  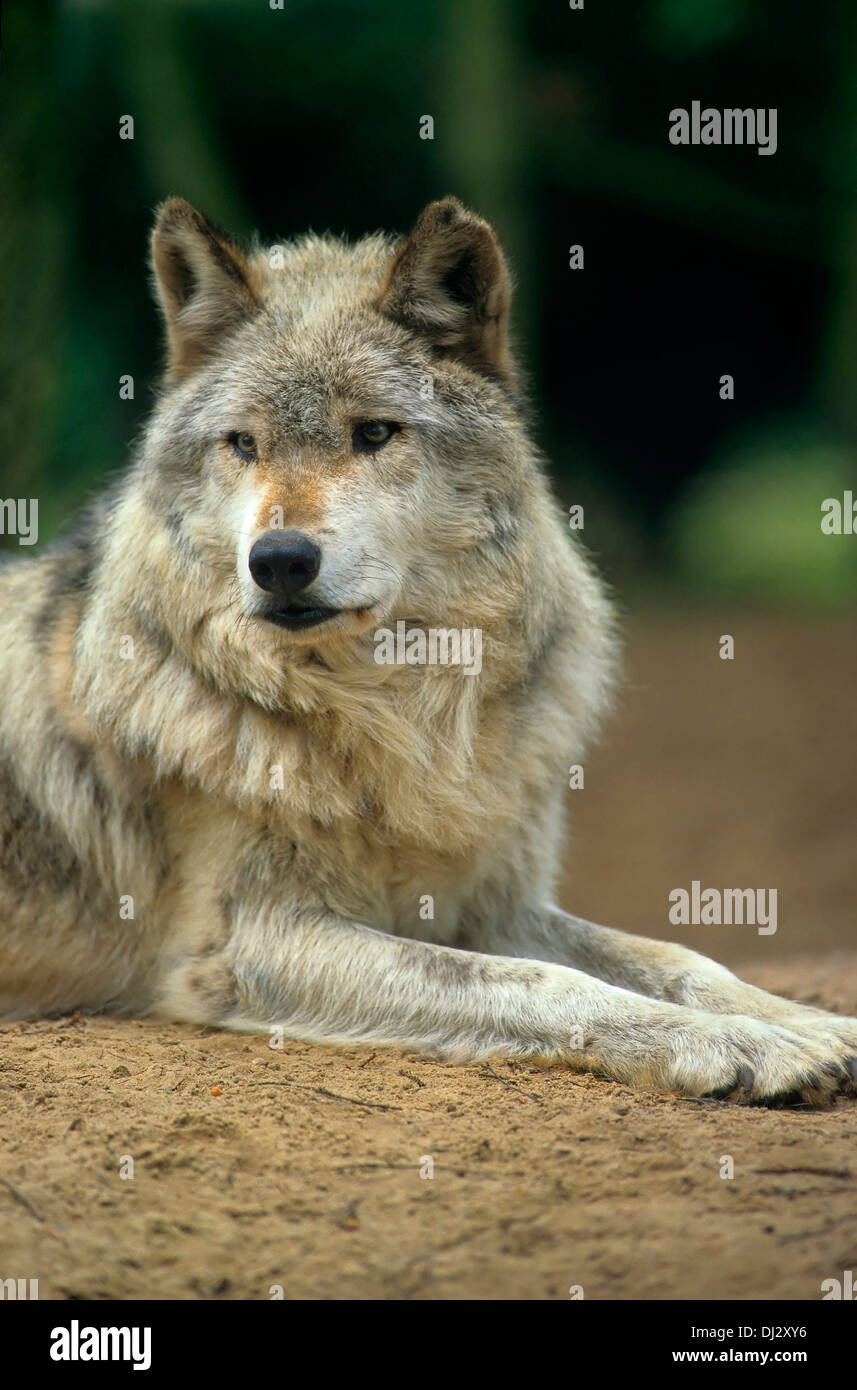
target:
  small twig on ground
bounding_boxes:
[332,1161,415,1171]
[481,1063,542,1104]
[754,1166,852,1180]
[0,1177,44,1223]
[398,1069,426,1089]
[248,1077,402,1111]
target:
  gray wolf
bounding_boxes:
[1,196,855,1105]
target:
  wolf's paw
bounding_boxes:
[781,1010,857,1097]
[613,1013,855,1106]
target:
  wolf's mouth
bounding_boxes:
[265,605,340,632]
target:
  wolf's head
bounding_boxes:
[74,198,615,834]
[144,196,533,653]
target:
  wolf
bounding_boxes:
[1,196,855,1105]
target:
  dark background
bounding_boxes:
[2,0,857,602]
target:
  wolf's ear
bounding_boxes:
[378,198,514,380]
[150,198,260,382]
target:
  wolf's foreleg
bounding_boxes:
[159,911,853,1103]
[481,905,857,1091]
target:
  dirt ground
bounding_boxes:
[1,605,856,1301]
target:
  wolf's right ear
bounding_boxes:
[377,198,514,381]
[150,198,260,382]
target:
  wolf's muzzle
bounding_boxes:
[248,530,337,631]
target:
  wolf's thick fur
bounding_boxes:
[1,197,855,1104]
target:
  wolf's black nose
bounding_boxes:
[248,531,321,600]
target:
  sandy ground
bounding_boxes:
[1,606,856,1301]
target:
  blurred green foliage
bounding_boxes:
[1,0,856,604]
[670,430,857,604]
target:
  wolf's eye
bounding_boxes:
[354,421,399,451]
[230,431,258,460]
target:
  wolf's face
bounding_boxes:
[146,198,529,648]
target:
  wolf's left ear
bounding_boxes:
[151,198,260,381]
[378,198,514,380]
